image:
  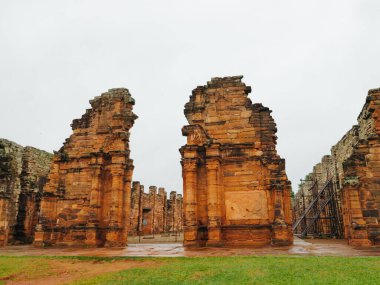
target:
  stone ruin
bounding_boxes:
[294,88,380,246]
[34,88,137,247]
[0,89,183,247]
[2,79,380,249]
[180,76,293,247]
[0,139,52,246]
[129,181,183,236]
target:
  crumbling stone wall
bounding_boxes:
[294,87,380,246]
[180,76,293,247]
[129,181,143,236]
[331,126,360,189]
[17,147,53,243]
[167,191,183,233]
[0,139,23,246]
[0,139,52,246]
[129,181,183,236]
[34,88,137,247]
[340,88,380,246]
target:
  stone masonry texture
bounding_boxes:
[294,87,380,246]
[129,181,183,236]
[34,88,137,247]
[0,139,52,246]
[180,76,293,247]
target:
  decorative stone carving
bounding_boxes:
[225,191,269,221]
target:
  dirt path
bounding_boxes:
[5,259,158,285]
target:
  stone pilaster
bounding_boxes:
[182,158,198,246]
[205,157,222,246]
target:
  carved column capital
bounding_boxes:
[182,158,198,171]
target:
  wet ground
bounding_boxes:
[1,237,379,257]
[128,233,183,244]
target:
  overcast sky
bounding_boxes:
[1,1,379,194]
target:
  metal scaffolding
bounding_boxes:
[293,175,344,239]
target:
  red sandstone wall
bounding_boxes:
[34,88,137,247]
[294,87,380,246]
[180,76,293,247]
[341,88,380,246]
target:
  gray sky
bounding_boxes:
[1,1,379,194]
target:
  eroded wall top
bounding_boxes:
[183,76,278,149]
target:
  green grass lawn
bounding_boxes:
[1,255,380,285]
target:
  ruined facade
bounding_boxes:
[180,76,293,247]
[0,139,52,246]
[129,181,183,236]
[294,88,380,246]
[34,88,137,247]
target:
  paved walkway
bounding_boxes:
[0,238,379,257]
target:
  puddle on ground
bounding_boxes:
[0,237,379,257]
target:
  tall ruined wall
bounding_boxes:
[34,88,137,247]
[180,76,292,247]
[167,191,183,233]
[142,186,163,235]
[129,181,183,236]
[17,147,53,243]
[313,156,334,185]
[0,140,23,246]
[294,87,380,246]
[129,181,143,235]
[331,126,360,188]
[340,88,380,246]
[0,139,52,246]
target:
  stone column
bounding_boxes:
[105,164,125,247]
[206,158,222,246]
[182,158,198,246]
[149,186,157,235]
[122,162,133,244]
[158,188,167,233]
[271,182,293,246]
[0,198,10,246]
[178,194,183,232]
[86,164,102,246]
[138,185,144,233]
[34,196,57,247]
[344,185,372,246]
